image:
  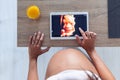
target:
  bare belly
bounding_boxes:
[45,48,99,79]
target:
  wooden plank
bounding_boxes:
[18,0,120,47]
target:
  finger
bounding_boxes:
[29,36,33,45]
[32,32,37,44]
[41,47,50,53]
[38,33,44,46]
[79,28,87,39]
[90,32,94,38]
[35,31,41,45]
[85,31,91,38]
[91,32,97,39]
[90,32,95,39]
[75,35,82,46]
[61,29,65,34]
[93,32,97,39]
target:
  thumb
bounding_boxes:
[75,35,82,46]
[41,47,51,54]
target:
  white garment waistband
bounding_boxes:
[47,70,101,80]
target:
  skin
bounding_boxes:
[45,48,99,79]
[28,31,50,80]
[76,28,115,80]
[27,28,115,80]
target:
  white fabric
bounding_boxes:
[47,70,101,80]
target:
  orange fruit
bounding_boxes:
[26,5,40,19]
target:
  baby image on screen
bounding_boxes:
[60,15,75,37]
[50,12,88,39]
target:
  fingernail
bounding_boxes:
[79,27,82,31]
[94,33,97,35]
[42,33,44,36]
[79,27,81,29]
[38,31,41,33]
[75,35,79,38]
[75,34,78,37]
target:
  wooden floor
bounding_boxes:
[18,0,120,47]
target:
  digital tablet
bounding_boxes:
[50,12,89,40]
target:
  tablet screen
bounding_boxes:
[50,12,89,40]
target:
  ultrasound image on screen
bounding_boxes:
[50,12,88,39]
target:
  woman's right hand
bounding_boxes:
[28,31,50,60]
[75,28,97,55]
